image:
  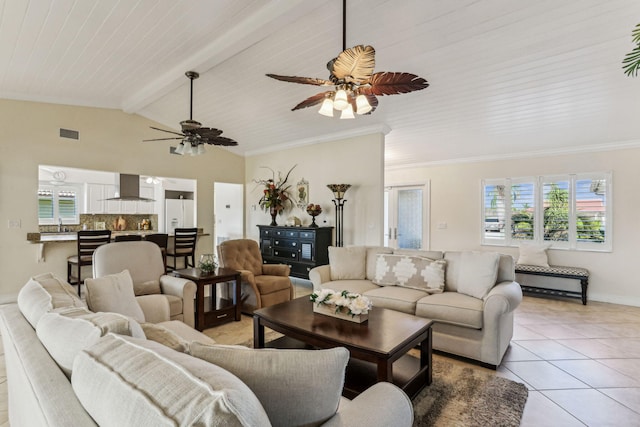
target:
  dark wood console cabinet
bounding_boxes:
[258,225,333,279]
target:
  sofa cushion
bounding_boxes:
[17,272,86,328]
[393,249,444,260]
[320,279,380,295]
[517,241,551,267]
[373,254,446,293]
[363,286,428,314]
[365,246,394,280]
[457,251,500,299]
[72,334,270,427]
[84,269,145,323]
[36,307,143,378]
[189,343,348,427]
[156,320,216,346]
[134,279,161,296]
[329,246,366,280]
[415,292,484,329]
[140,322,190,352]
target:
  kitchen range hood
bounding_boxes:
[106,174,155,202]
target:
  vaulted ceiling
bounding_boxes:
[2,0,640,168]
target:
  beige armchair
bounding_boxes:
[92,241,196,328]
[217,239,293,313]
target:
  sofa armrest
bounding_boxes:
[237,269,256,285]
[309,265,332,291]
[135,294,171,324]
[262,264,290,277]
[483,281,523,315]
[159,275,197,328]
[322,382,413,427]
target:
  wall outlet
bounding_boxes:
[437,222,448,229]
[8,219,21,228]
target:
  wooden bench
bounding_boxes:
[515,264,590,305]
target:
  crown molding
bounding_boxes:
[385,139,640,171]
[245,124,392,157]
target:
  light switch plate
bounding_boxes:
[8,219,21,228]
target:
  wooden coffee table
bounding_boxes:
[253,296,433,399]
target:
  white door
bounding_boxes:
[214,182,244,246]
[384,184,429,249]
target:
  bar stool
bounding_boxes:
[67,230,112,296]
[114,235,143,242]
[165,228,198,271]
[144,233,169,271]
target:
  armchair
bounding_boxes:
[218,239,293,313]
[92,241,196,328]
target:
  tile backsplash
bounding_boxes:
[39,214,159,233]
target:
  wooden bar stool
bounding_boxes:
[144,233,169,272]
[165,228,198,271]
[114,234,143,242]
[67,230,112,296]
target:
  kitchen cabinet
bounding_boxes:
[84,183,155,214]
[136,186,155,214]
[85,183,105,214]
[258,225,333,279]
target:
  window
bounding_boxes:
[481,172,611,251]
[38,185,81,225]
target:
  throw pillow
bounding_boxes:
[17,272,86,328]
[517,242,551,267]
[373,254,446,293]
[456,251,500,299]
[84,269,145,323]
[72,334,270,427]
[328,246,366,280]
[140,322,189,353]
[189,342,349,427]
[36,307,142,378]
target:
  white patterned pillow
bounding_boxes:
[373,254,446,293]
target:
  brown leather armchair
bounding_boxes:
[217,239,293,313]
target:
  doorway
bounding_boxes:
[384,184,429,249]
[214,182,244,247]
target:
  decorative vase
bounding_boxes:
[269,206,279,226]
[198,254,217,274]
[312,303,368,323]
[310,215,318,228]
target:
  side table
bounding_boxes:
[172,267,241,331]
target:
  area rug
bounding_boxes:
[239,332,528,427]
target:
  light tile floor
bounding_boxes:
[2,286,640,426]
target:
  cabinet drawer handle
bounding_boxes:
[216,314,228,319]
[275,240,279,244]
[292,242,297,246]
[291,254,296,258]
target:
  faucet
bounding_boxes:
[58,217,62,232]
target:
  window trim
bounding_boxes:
[38,183,82,226]
[481,172,612,252]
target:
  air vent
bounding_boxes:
[59,128,79,140]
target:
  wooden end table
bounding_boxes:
[172,267,241,331]
[253,297,433,399]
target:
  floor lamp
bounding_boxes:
[327,184,351,247]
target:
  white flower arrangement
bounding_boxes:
[310,289,373,317]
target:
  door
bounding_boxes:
[384,184,428,249]
[214,182,244,246]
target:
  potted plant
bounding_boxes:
[255,165,296,225]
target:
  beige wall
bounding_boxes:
[386,148,640,306]
[245,133,385,246]
[0,99,244,302]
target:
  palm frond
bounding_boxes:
[292,91,332,111]
[330,45,376,84]
[363,72,429,96]
[623,23,640,77]
[266,74,333,86]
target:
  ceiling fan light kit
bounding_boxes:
[266,0,428,119]
[143,71,238,155]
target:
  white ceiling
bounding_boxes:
[2,0,640,168]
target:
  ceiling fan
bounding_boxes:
[143,71,238,155]
[266,0,428,119]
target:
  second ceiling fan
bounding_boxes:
[144,71,238,156]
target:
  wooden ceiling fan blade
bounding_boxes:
[205,136,238,146]
[364,72,429,96]
[292,91,332,111]
[266,74,333,86]
[142,137,184,141]
[331,45,375,84]
[192,127,223,139]
[149,126,185,137]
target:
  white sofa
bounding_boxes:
[310,247,523,367]
[0,272,414,427]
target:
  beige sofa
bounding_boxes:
[310,247,522,367]
[1,272,414,426]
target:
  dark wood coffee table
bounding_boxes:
[253,296,433,399]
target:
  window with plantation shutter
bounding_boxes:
[482,172,611,252]
[37,185,80,225]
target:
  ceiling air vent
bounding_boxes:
[59,128,79,140]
